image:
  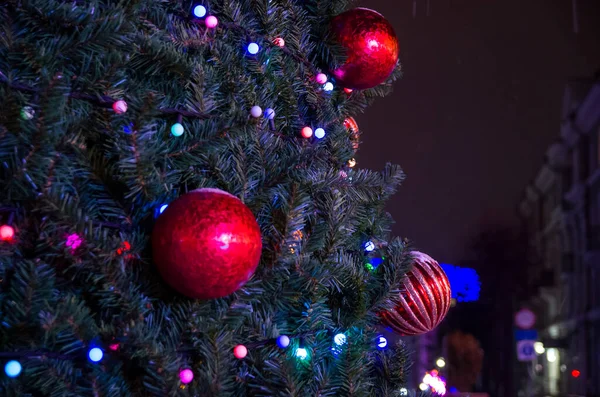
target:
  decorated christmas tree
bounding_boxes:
[0,0,450,395]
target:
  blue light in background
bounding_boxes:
[440,264,480,302]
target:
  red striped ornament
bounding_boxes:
[381,251,451,336]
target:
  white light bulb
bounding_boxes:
[314,128,325,139]
[333,333,347,346]
[295,347,308,359]
[250,106,262,118]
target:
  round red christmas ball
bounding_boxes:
[329,8,399,90]
[381,251,451,336]
[152,188,262,299]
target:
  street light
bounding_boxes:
[534,341,545,355]
[547,348,558,363]
[436,357,446,368]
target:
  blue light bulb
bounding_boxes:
[276,335,290,348]
[314,128,325,139]
[88,347,103,362]
[159,204,169,214]
[123,123,133,134]
[264,108,275,120]
[371,257,384,268]
[193,5,207,18]
[377,336,388,349]
[323,82,334,92]
[171,123,184,137]
[4,360,22,378]
[333,333,347,346]
[247,42,259,55]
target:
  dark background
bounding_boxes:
[357,0,600,264]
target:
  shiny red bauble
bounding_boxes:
[344,117,360,152]
[152,188,262,299]
[381,251,451,336]
[329,8,399,90]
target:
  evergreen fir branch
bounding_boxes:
[1,0,412,394]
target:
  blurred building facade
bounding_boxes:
[517,76,600,396]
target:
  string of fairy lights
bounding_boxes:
[0,3,373,382]
[2,331,390,381]
[1,2,356,141]
[0,0,362,250]
[1,236,389,381]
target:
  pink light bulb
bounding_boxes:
[179,368,194,384]
[205,15,218,28]
[315,73,327,84]
[66,233,83,252]
[112,100,128,114]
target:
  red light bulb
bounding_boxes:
[301,127,313,138]
[233,344,247,359]
[0,225,15,241]
[571,369,580,378]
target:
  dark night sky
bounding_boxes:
[357,0,600,263]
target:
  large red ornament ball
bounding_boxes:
[329,8,399,90]
[381,251,451,336]
[152,188,262,299]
